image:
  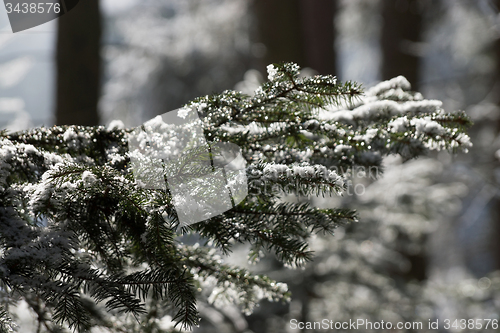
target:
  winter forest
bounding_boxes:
[0,0,500,332]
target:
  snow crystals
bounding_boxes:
[82,170,98,187]
[62,127,78,141]
[410,116,445,136]
[266,64,278,81]
[366,75,411,96]
[388,116,408,133]
[107,119,125,131]
[177,107,190,119]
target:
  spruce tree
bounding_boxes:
[0,63,471,332]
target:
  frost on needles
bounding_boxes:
[0,63,471,332]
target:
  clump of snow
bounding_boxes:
[366,76,411,96]
[388,116,408,133]
[353,128,378,141]
[334,144,352,154]
[267,64,278,81]
[107,119,125,130]
[177,107,190,119]
[410,117,446,136]
[82,171,97,187]
[19,143,38,154]
[63,128,78,141]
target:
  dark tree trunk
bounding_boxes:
[56,0,101,126]
[381,0,426,281]
[298,0,337,75]
[253,0,304,70]
[250,3,338,331]
[253,0,337,75]
[380,0,423,89]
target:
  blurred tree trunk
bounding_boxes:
[56,0,101,126]
[381,0,426,281]
[380,0,423,90]
[253,0,337,75]
[251,3,337,331]
[253,0,304,70]
[494,0,500,271]
[298,0,337,75]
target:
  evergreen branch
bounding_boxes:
[190,62,363,129]
[0,63,473,331]
[52,288,91,332]
[196,210,314,266]
[244,162,346,197]
[0,306,15,333]
[181,245,290,312]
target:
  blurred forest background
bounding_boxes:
[1,0,500,332]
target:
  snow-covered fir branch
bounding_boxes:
[0,63,472,332]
